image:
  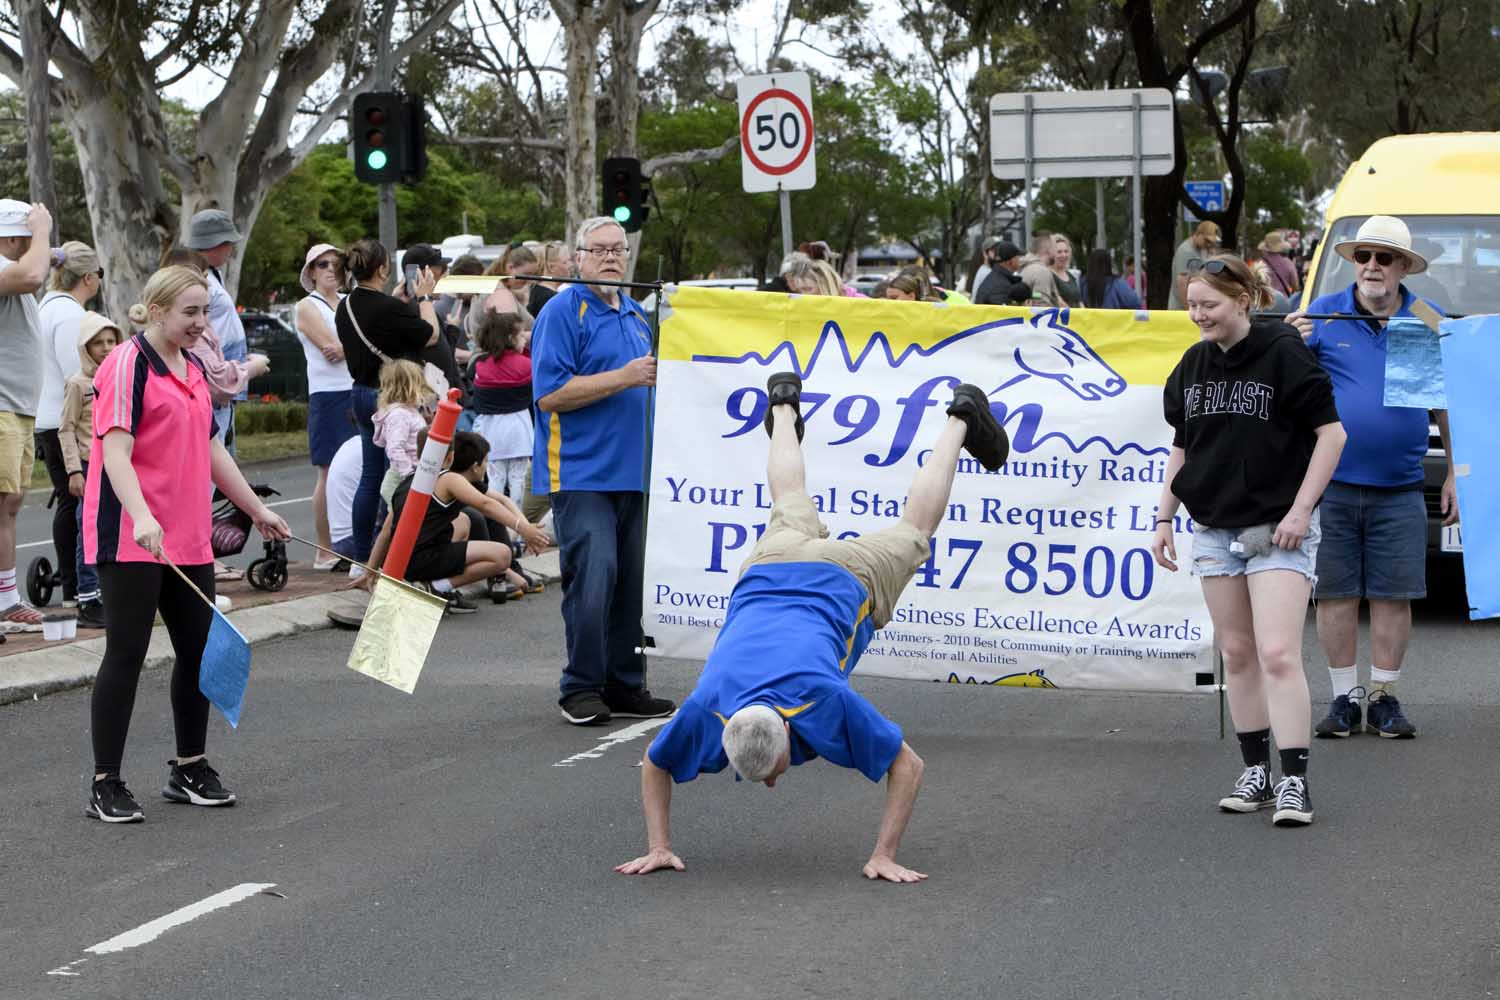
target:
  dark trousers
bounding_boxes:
[34,429,78,600]
[91,562,215,775]
[551,490,646,701]
[350,385,387,561]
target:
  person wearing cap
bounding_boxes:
[1287,215,1456,740]
[974,240,1029,306]
[1168,220,1222,310]
[182,209,264,453]
[1257,230,1300,298]
[0,198,54,631]
[58,310,122,629]
[404,244,463,391]
[294,244,357,567]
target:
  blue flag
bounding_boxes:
[199,610,253,727]
[1438,315,1500,620]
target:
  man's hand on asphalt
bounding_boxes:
[615,849,685,875]
[862,856,928,884]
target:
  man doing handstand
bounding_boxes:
[616,373,1009,883]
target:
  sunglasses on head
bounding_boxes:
[1352,248,1398,267]
[1185,258,1228,275]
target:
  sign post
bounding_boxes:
[737,72,817,259]
[991,88,1173,277]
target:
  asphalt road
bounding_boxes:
[2,574,1497,999]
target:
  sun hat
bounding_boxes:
[299,243,344,293]
[1333,215,1427,274]
[0,199,35,238]
[1258,231,1288,254]
[183,209,243,250]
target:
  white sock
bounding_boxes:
[431,579,454,593]
[348,564,366,581]
[0,567,17,610]
[1370,665,1400,695]
[1327,665,1358,699]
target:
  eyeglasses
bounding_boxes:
[1352,248,1398,267]
[583,246,629,259]
[313,259,341,270]
[1185,258,1228,275]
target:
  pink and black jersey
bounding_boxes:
[83,335,217,566]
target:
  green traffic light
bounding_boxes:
[612,205,632,223]
[367,149,388,170]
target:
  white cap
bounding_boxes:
[0,199,34,238]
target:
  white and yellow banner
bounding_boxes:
[642,287,1215,693]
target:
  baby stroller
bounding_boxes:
[212,484,288,592]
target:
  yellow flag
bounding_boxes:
[347,576,448,693]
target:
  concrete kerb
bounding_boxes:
[0,549,562,707]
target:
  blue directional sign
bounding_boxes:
[1184,180,1225,221]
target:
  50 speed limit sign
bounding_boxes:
[736,72,816,193]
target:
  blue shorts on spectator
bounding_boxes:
[1313,482,1425,600]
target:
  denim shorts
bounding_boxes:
[1191,508,1321,584]
[1314,481,1426,600]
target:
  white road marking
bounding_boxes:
[17,496,310,551]
[46,959,87,977]
[16,539,51,550]
[553,718,671,767]
[84,882,276,955]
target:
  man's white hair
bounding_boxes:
[722,705,788,781]
[575,216,626,248]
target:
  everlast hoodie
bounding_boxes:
[1163,318,1340,529]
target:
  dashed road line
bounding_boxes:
[553,718,670,767]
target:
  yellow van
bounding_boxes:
[1300,131,1500,561]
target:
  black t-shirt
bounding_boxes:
[527,283,556,317]
[335,287,435,389]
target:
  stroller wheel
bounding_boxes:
[247,557,288,593]
[26,556,56,606]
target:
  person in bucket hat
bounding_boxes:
[1287,215,1454,742]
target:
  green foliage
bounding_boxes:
[235,402,308,437]
[0,92,93,244]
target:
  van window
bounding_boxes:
[1308,215,1500,316]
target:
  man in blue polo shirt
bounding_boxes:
[532,216,674,726]
[1289,216,1458,740]
[614,373,1009,883]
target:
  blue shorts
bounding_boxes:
[1314,481,1426,600]
[1191,508,1321,584]
[308,390,357,466]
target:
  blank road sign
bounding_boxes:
[990,89,1175,180]
[737,72,817,193]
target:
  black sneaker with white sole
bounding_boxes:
[87,776,144,823]
[1272,775,1313,826]
[560,691,612,725]
[946,384,1010,471]
[763,372,805,442]
[1218,763,1274,812]
[161,759,237,807]
[445,590,480,615]
[603,687,677,719]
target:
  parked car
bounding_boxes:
[240,310,309,401]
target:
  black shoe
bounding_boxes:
[87,776,144,823]
[946,384,1010,471]
[161,759,236,807]
[76,600,107,630]
[1366,691,1417,738]
[1314,692,1362,738]
[1217,763,1274,813]
[560,691,612,726]
[445,590,480,615]
[1272,775,1313,826]
[603,688,677,719]
[763,372,805,442]
[512,565,546,594]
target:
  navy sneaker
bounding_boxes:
[1366,692,1416,739]
[1218,763,1273,812]
[1314,692,1362,738]
[1272,775,1313,826]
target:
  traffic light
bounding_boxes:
[402,94,428,184]
[352,92,405,183]
[602,157,650,233]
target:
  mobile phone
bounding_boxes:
[403,263,421,297]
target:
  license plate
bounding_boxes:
[1441,524,1463,553]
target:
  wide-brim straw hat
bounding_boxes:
[1333,215,1427,274]
[300,243,343,293]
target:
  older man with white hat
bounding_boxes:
[1288,215,1456,741]
[0,198,54,631]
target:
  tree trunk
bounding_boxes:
[554,0,616,245]
[18,0,58,243]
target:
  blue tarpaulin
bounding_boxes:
[1384,317,1447,409]
[1438,315,1500,620]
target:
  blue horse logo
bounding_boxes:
[992,309,1127,401]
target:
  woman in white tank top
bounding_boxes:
[295,244,357,567]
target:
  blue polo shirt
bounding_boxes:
[1304,284,1438,487]
[647,561,902,784]
[530,284,653,493]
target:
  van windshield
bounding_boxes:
[1309,215,1500,316]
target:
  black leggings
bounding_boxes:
[91,562,215,775]
[35,430,79,599]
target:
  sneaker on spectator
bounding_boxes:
[76,600,107,630]
[445,591,479,615]
[1272,775,1313,826]
[87,776,145,823]
[1314,691,1363,738]
[0,601,44,632]
[560,691,612,726]
[603,688,677,719]
[1366,692,1416,739]
[1217,764,1273,812]
[161,759,236,807]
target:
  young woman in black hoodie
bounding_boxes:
[1152,254,1346,827]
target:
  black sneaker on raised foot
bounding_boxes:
[87,776,144,823]
[763,372,805,442]
[162,759,236,807]
[603,687,677,719]
[1272,775,1313,826]
[560,691,612,726]
[946,384,1010,471]
[1314,691,1362,738]
[1217,763,1274,812]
